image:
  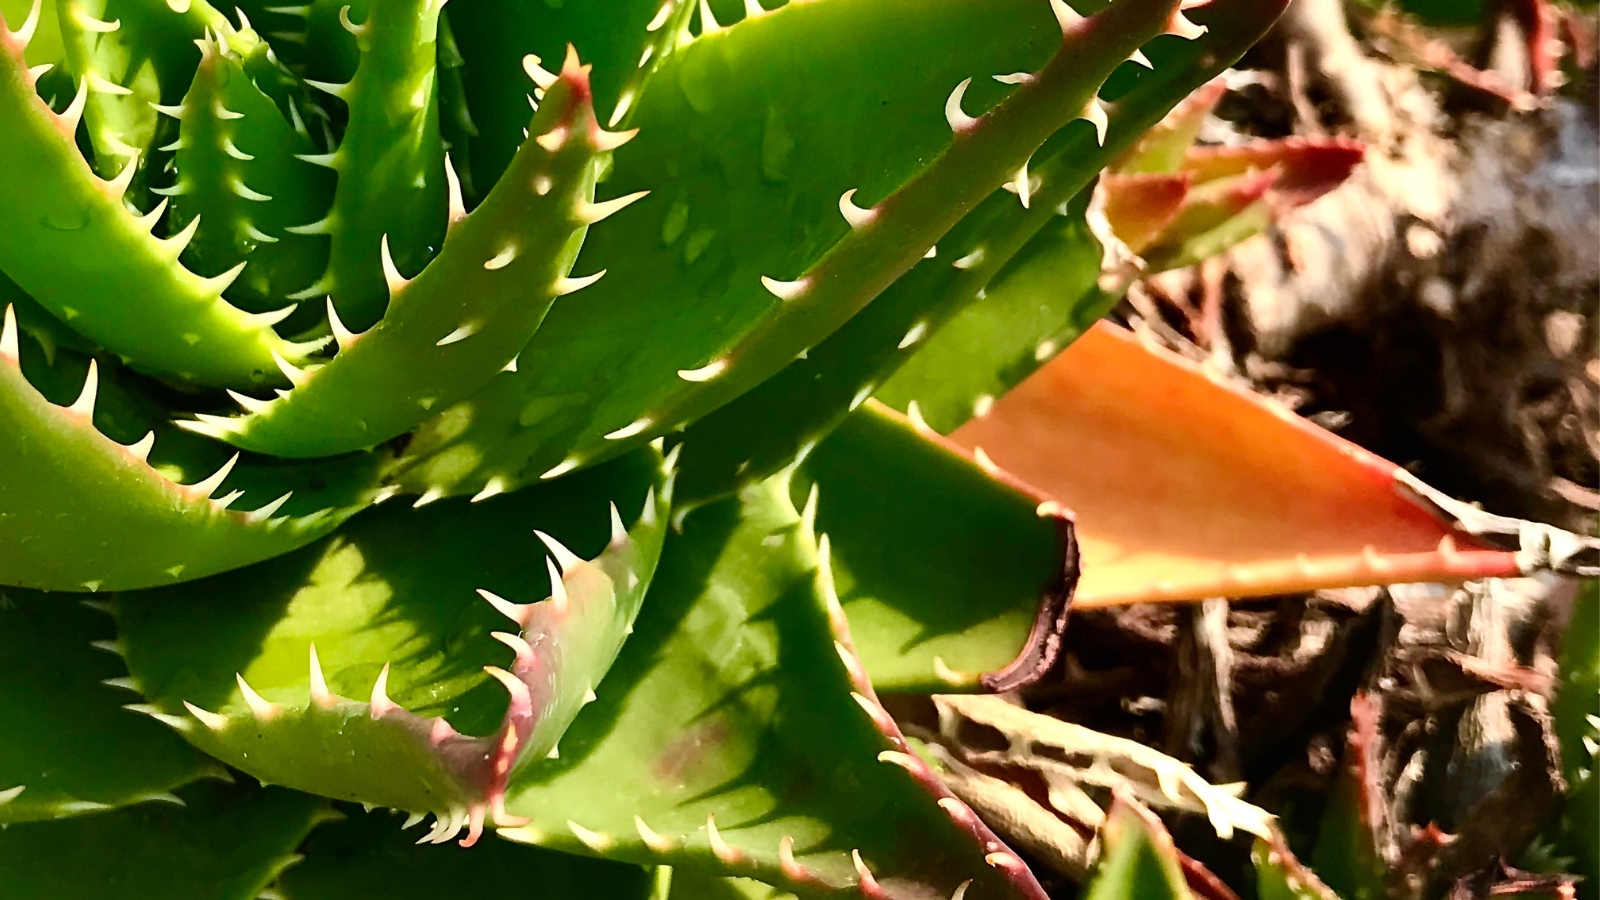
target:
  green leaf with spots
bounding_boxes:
[876,190,1110,434]
[0,780,330,900]
[182,56,620,459]
[115,446,673,844]
[277,803,656,900]
[0,306,378,591]
[391,0,1186,500]
[289,0,447,332]
[0,588,223,823]
[167,29,333,313]
[793,401,1075,693]
[1082,797,1194,900]
[670,0,1298,504]
[877,0,1296,435]
[497,471,1049,899]
[0,15,324,388]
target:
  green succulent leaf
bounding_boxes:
[0,588,223,823]
[167,28,334,313]
[1553,579,1598,897]
[1082,797,1194,900]
[392,0,1187,501]
[0,306,376,591]
[182,55,617,459]
[498,471,1049,899]
[0,780,330,900]
[114,446,673,845]
[673,0,1296,503]
[55,0,235,183]
[794,401,1075,693]
[881,0,1293,435]
[446,0,688,191]
[0,9,324,388]
[288,0,447,331]
[875,189,1111,435]
[277,803,657,900]
[667,869,798,900]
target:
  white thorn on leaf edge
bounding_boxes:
[67,359,99,417]
[837,188,876,229]
[472,476,509,503]
[945,78,977,132]
[603,415,652,441]
[327,299,359,349]
[183,701,230,730]
[634,815,675,851]
[760,275,808,302]
[186,453,240,500]
[567,820,614,851]
[478,588,532,626]
[308,643,335,708]
[677,357,728,382]
[370,663,399,718]
[235,673,281,720]
[706,815,742,863]
[380,235,409,294]
[535,529,584,573]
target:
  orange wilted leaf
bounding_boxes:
[950,321,1522,607]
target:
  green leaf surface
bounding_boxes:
[392,0,1180,501]
[0,588,221,823]
[277,803,656,900]
[184,58,609,459]
[0,306,375,591]
[667,869,798,900]
[56,0,234,184]
[0,780,328,900]
[1082,798,1194,900]
[674,0,1295,504]
[446,0,687,193]
[498,472,1049,899]
[0,14,323,388]
[290,0,447,332]
[167,29,333,313]
[795,401,1074,693]
[880,0,1294,435]
[876,190,1110,434]
[115,446,672,843]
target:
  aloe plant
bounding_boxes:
[2,0,1590,894]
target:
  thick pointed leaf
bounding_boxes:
[0,589,221,822]
[290,0,447,330]
[675,0,1295,505]
[277,804,655,900]
[185,55,609,458]
[0,307,377,591]
[797,401,1075,694]
[0,11,322,388]
[168,29,333,312]
[668,869,797,900]
[499,472,1049,899]
[392,0,1190,501]
[115,447,672,845]
[950,322,1525,606]
[0,780,329,900]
